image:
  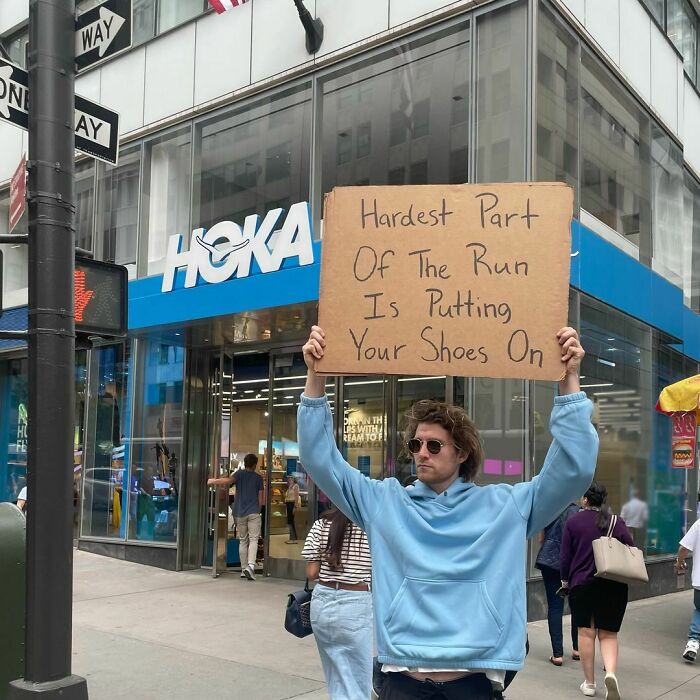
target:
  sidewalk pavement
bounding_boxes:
[71,550,699,699]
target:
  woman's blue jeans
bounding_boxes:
[310,584,373,699]
[541,565,578,658]
[689,588,700,641]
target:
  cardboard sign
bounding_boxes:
[318,183,573,380]
[671,412,696,469]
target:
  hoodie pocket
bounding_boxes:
[384,578,504,652]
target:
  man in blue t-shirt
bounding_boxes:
[208,453,264,580]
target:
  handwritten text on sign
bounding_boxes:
[317,184,573,380]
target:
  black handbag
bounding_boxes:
[284,579,313,638]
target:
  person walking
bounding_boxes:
[302,506,372,700]
[535,502,580,666]
[560,482,634,700]
[208,453,264,580]
[675,517,700,663]
[299,325,598,699]
[285,476,301,543]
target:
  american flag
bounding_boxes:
[208,0,249,14]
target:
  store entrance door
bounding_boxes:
[203,350,270,575]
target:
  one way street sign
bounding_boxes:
[0,57,120,165]
[76,0,132,72]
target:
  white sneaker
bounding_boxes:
[580,681,596,697]
[243,564,256,581]
[604,673,620,700]
[240,570,247,578]
[683,639,699,662]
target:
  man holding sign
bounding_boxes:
[298,324,597,699]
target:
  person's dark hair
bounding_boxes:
[584,481,612,530]
[321,507,351,571]
[404,400,484,481]
[243,453,258,469]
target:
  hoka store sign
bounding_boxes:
[161,202,314,292]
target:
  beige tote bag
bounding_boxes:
[593,514,648,585]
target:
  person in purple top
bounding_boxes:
[560,482,634,700]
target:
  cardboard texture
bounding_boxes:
[317,183,573,380]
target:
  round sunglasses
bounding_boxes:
[406,438,453,455]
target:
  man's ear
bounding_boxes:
[456,449,469,466]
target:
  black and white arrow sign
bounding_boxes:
[75,0,132,71]
[0,57,120,165]
[0,60,29,130]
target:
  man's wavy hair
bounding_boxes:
[403,399,484,482]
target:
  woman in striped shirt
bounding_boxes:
[302,506,373,700]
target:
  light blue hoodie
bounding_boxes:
[298,390,598,671]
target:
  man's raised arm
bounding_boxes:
[298,326,385,531]
[513,327,598,536]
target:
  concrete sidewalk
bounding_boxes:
[70,550,699,699]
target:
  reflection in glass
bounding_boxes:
[577,295,691,558]
[321,21,470,202]
[129,340,184,543]
[472,377,526,486]
[580,50,651,249]
[75,160,95,253]
[341,377,387,481]
[536,5,578,195]
[133,0,156,44]
[395,376,447,487]
[193,84,311,232]
[651,123,684,287]
[640,0,665,26]
[81,344,130,539]
[142,128,192,275]
[96,144,141,266]
[667,0,698,83]
[158,0,206,34]
[0,359,28,504]
[684,172,700,310]
[270,352,312,560]
[476,1,527,182]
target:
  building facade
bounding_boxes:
[1,0,699,615]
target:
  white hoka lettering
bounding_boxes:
[161,202,315,292]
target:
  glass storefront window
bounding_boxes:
[395,376,447,486]
[685,172,700,311]
[536,5,579,197]
[193,84,311,232]
[341,376,388,481]
[81,344,131,539]
[96,144,141,268]
[667,0,698,83]
[651,331,690,555]
[129,339,184,543]
[651,123,685,288]
[580,49,651,251]
[472,377,526,486]
[269,352,312,560]
[579,296,656,552]
[141,127,192,276]
[76,160,96,253]
[0,359,28,504]
[320,19,470,209]
[476,1,527,182]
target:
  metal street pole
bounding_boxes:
[8,0,88,697]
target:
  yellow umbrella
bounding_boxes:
[656,374,700,419]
